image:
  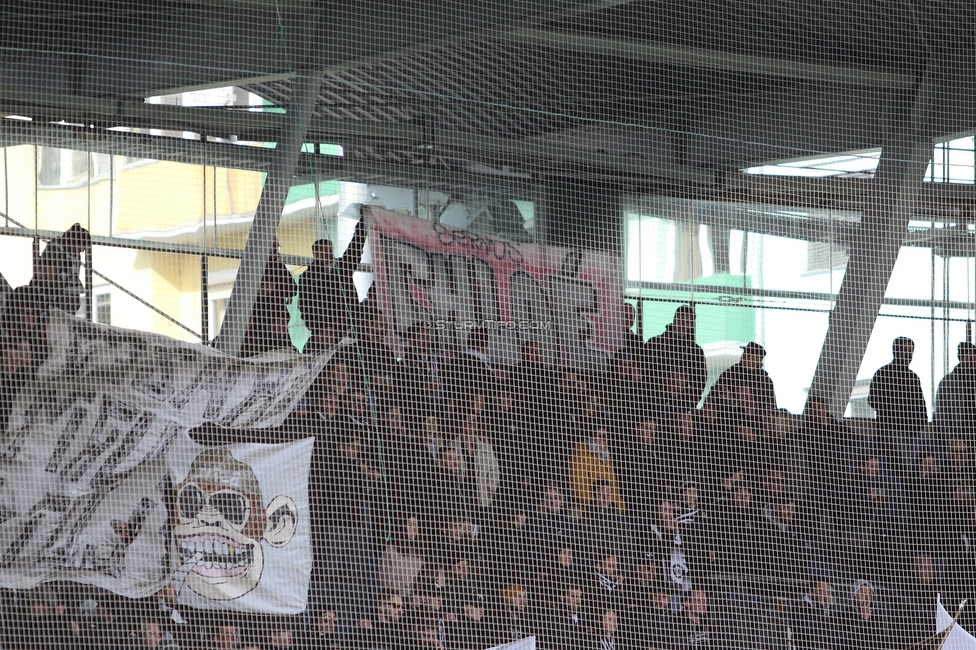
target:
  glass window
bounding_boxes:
[95,292,111,325]
[624,196,849,412]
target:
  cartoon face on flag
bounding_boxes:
[168,437,313,613]
[0,313,322,614]
[173,448,298,601]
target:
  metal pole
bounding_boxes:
[201,255,210,344]
[84,242,93,321]
[215,73,323,356]
[807,86,935,416]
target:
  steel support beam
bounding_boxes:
[807,80,937,416]
[215,74,322,356]
[498,29,917,89]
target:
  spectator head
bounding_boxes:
[415,620,445,648]
[948,438,969,468]
[441,446,464,474]
[809,579,834,606]
[315,609,338,636]
[135,620,162,649]
[337,432,361,459]
[733,483,753,508]
[601,609,618,637]
[612,354,640,381]
[673,304,696,337]
[384,405,405,432]
[63,223,92,253]
[561,371,581,392]
[679,482,699,510]
[659,499,678,531]
[466,326,489,354]
[312,238,334,262]
[893,337,915,363]
[622,303,637,330]
[378,589,405,624]
[685,589,709,615]
[675,410,695,438]
[854,581,875,608]
[418,581,444,612]
[5,288,39,337]
[651,588,669,611]
[562,585,583,613]
[774,408,795,437]
[521,340,542,365]
[266,619,296,648]
[592,479,613,510]
[450,556,471,581]
[590,425,609,454]
[740,342,766,369]
[960,342,976,365]
[595,552,620,580]
[772,498,796,526]
[405,515,420,542]
[913,554,935,585]
[805,394,830,421]
[859,454,881,477]
[211,623,238,650]
[502,584,527,612]
[637,417,657,446]
[916,451,939,478]
[446,519,473,541]
[356,304,387,339]
[326,360,352,394]
[0,338,31,375]
[763,467,786,498]
[558,545,574,569]
[496,384,513,412]
[544,484,565,514]
[461,412,479,438]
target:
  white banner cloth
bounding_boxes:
[938,595,976,650]
[0,313,327,613]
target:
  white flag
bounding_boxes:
[485,637,537,650]
[938,595,976,650]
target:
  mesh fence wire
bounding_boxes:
[0,1,975,649]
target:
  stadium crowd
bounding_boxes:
[0,223,975,649]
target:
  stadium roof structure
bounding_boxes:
[0,1,971,192]
[1,0,975,412]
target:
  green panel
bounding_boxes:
[635,273,756,345]
[285,277,311,352]
[284,180,340,204]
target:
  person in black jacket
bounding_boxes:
[757,496,808,587]
[711,481,760,575]
[240,239,297,356]
[708,342,777,441]
[444,326,496,416]
[791,579,843,650]
[30,222,90,315]
[892,553,940,646]
[934,342,976,440]
[351,590,409,650]
[800,396,852,514]
[299,217,367,352]
[841,581,889,650]
[538,582,587,649]
[646,305,707,414]
[868,337,928,476]
[671,589,715,649]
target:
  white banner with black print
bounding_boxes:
[0,312,325,613]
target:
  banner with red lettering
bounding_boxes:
[367,207,622,369]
